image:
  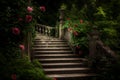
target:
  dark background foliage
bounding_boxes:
[0,0,120,79]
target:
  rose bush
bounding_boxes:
[63,18,91,56]
[0,0,51,80]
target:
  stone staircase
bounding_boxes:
[32,34,96,80]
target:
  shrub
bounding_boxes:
[0,58,52,80]
[0,0,50,80]
[63,18,91,56]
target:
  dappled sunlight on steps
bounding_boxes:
[32,34,96,80]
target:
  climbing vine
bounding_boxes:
[0,0,52,80]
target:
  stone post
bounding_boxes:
[59,9,64,39]
[89,26,99,57]
[23,32,32,60]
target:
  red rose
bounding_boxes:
[68,27,72,32]
[19,44,25,50]
[40,6,46,12]
[12,27,20,35]
[73,31,78,36]
[80,19,83,23]
[27,6,33,13]
[26,15,32,22]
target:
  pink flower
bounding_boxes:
[68,27,72,32]
[40,6,46,12]
[19,44,25,50]
[25,15,32,22]
[11,74,17,80]
[73,31,78,36]
[12,27,20,35]
[80,19,83,23]
[27,6,33,13]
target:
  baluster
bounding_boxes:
[44,27,46,35]
[47,28,50,39]
[48,28,51,36]
[42,27,44,35]
[45,27,48,36]
[41,26,42,34]
[39,27,41,33]
[55,26,58,38]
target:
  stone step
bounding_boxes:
[41,62,86,68]
[34,54,80,58]
[39,60,86,63]
[34,39,66,42]
[34,41,67,44]
[38,58,87,63]
[33,35,96,80]
[33,47,71,51]
[33,47,70,49]
[34,50,73,54]
[34,42,68,45]
[33,45,69,47]
[44,68,91,74]
[46,73,96,80]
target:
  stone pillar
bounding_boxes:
[59,9,64,39]
[24,32,32,60]
[89,26,99,57]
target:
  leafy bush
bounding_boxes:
[95,20,120,53]
[0,58,52,80]
[62,4,93,56]
[0,0,50,80]
[63,18,90,56]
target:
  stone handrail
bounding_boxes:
[62,26,119,62]
[35,24,56,37]
[62,28,76,53]
[88,27,119,64]
[96,40,118,59]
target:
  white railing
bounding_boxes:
[35,24,57,37]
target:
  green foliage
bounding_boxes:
[94,6,106,20]
[60,3,67,10]
[0,0,35,54]
[95,20,120,52]
[32,59,43,68]
[62,0,120,53]
[0,0,50,80]
[99,62,120,80]
[63,18,90,55]
[62,0,120,79]
[0,0,43,59]
[63,3,93,56]
[0,58,52,80]
[87,55,120,80]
